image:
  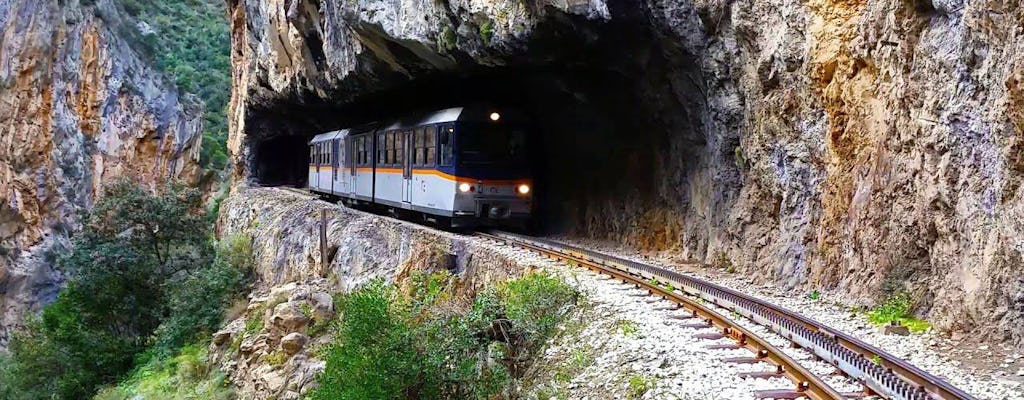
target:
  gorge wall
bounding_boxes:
[227,0,1024,342]
[0,0,204,345]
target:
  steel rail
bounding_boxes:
[480,231,975,400]
[476,231,845,400]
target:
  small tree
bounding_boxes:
[2,180,219,399]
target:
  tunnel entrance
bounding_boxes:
[244,4,724,250]
[254,134,310,187]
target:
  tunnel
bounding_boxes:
[244,4,732,251]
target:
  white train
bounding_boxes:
[308,107,533,228]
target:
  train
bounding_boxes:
[307,106,533,228]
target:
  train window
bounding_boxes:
[376,133,385,164]
[413,128,424,166]
[364,136,371,165]
[424,126,436,167]
[355,137,362,166]
[356,137,362,165]
[386,132,395,165]
[365,136,370,166]
[395,132,404,165]
[438,125,454,166]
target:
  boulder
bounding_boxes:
[281,332,309,355]
[882,324,910,336]
[309,291,335,320]
[213,329,233,346]
[271,302,310,333]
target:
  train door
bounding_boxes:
[331,138,340,195]
[348,135,356,196]
[402,130,413,204]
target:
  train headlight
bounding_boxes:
[489,112,501,121]
[517,184,530,195]
[458,183,472,193]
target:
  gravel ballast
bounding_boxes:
[541,236,1024,400]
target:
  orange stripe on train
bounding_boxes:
[314,166,529,186]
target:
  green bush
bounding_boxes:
[92,345,232,400]
[312,281,420,400]
[499,272,579,345]
[1,181,247,399]
[627,375,653,399]
[479,19,495,45]
[311,272,578,400]
[867,293,930,333]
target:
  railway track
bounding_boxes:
[475,230,975,400]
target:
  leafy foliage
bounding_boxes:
[92,345,233,400]
[0,181,251,400]
[116,0,231,170]
[311,271,579,400]
[626,375,653,399]
[867,292,931,333]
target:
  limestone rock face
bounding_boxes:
[226,0,1024,343]
[0,0,203,346]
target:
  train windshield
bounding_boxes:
[458,124,528,167]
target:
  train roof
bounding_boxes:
[309,106,527,143]
[309,129,347,144]
[380,107,464,130]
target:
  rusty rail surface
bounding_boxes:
[478,231,975,400]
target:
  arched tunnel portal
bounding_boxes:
[243,12,724,249]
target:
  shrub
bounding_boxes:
[311,281,419,400]
[479,19,495,44]
[627,375,653,399]
[92,345,232,400]
[499,272,579,340]
[616,319,639,337]
[2,181,246,399]
[311,272,578,400]
[867,293,930,333]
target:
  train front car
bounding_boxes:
[446,107,533,228]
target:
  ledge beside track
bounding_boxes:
[477,230,975,400]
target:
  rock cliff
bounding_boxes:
[225,0,1023,342]
[0,0,203,346]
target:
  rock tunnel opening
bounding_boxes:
[253,134,311,187]
[245,10,717,248]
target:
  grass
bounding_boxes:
[626,375,653,399]
[867,293,931,333]
[244,311,264,336]
[554,346,593,384]
[616,319,639,337]
[92,345,232,400]
[664,282,676,292]
[265,351,288,368]
[807,290,821,300]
